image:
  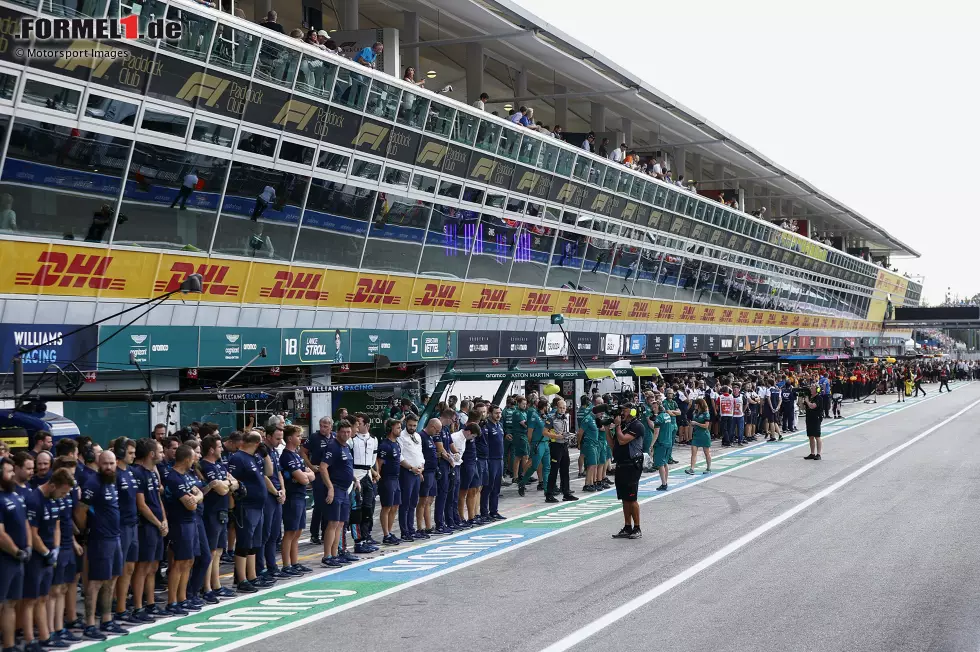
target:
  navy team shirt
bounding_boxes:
[0,489,28,550]
[420,431,438,471]
[132,465,163,522]
[199,459,230,514]
[26,487,61,549]
[483,421,505,460]
[116,465,139,527]
[377,439,402,477]
[163,470,197,524]
[58,487,77,552]
[280,449,307,499]
[323,439,354,492]
[81,475,121,540]
[227,450,266,508]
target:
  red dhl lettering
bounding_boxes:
[766,313,777,324]
[155,262,238,296]
[752,313,765,324]
[657,304,674,320]
[680,306,697,321]
[791,315,801,326]
[259,271,326,301]
[345,278,400,305]
[720,309,734,323]
[15,252,125,291]
[628,302,650,319]
[737,311,750,324]
[521,292,554,313]
[779,314,789,325]
[414,283,460,309]
[564,296,590,315]
[598,299,622,317]
[472,288,511,312]
[701,308,716,322]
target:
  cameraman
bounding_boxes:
[610,404,645,540]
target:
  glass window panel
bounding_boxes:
[210,23,259,75]
[537,141,559,172]
[588,161,606,186]
[255,39,299,87]
[21,79,79,115]
[418,205,479,278]
[382,166,410,187]
[114,143,227,250]
[365,79,401,122]
[330,66,370,110]
[485,193,506,209]
[361,192,430,274]
[212,163,307,260]
[694,201,706,221]
[237,130,276,157]
[571,155,590,181]
[291,181,374,267]
[474,120,501,153]
[411,173,437,194]
[161,6,214,61]
[617,172,632,195]
[396,90,429,129]
[580,221,615,293]
[467,214,516,284]
[279,140,315,166]
[546,229,586,289]
[451,111,478,146]
[555,148,575,177]
[84,93,139,127]
[0,118,130,242]
[64,0,109,17]
[0,73,16,101]
[141,108,188,138]
[316,150,349,174]
[509,222,555,286]
[497,128,521,160]
[543,206,560,222]
[424,102,454,137]
[506,197,526,214]
[296,55,338,99]
[602,167,619,191]
[653,184,668,207]
[351,159,381,181]
[461,187,484,205]
[641,182,655,204]
[192,120,235,147]
[518,134,541,166]
[674,194,688,215]
[437,180,461,200]
[630,178,645,200]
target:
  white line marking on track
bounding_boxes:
[535,395,980,652]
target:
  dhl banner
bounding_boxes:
[874,269,909,301]
[0,240,884,333]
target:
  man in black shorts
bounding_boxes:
[803,383,823,461]
[610,404,645,540]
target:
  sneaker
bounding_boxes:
[562,494,579,502]
[413,531,431,540]
[517,483,526,497]
[583,484,597,492]
[335,555,352,565]
[40,638,70,649]
[116,611,144,625]
[100,622,129,636]
[353,544,375,554]
[144,604,168,618]
[309,535,322,546]
[577,471,585,478]
[400,534,414,543]
[612,526,633,539]
[436,526,454,535]
[216,587,237,599]
[684,468,695,475]
[253,576,275,588]
[656,484,668,491]
[628,527,643,540]
[82,626,107,641]
[702,469,710,474]
[545,494,559,503]
[131,610,155,623]
[180,600,202,612]
[26,641,45,652]
[220,552,235,564]
[281,567,302,577]
[189,596,206,608]
[321,557,343,568]
[491,513,506,520]
[382,535,400,546]
[201,591,220,604]
[768,437,777,442]
[341,551,360,563]
[236,581,258,594]
[272,569,293,579]
[668,459,678,465]
[65,620,84,632]
[296,564,314,573]
[814,454,821,460]
[364,535,379,545]
[55,630,81,643]
[536,482,545,491]
[804,454,816,460]
[778,435,783,441]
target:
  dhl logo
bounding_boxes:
[791,315,801,326]
[155,262,239,296]
[345,278,399,305]
[53,40,119,77]
[521,292,554,313]
[720,309,734,323]
[273,100,319,131]
[656,304,675,320]
[766,313,777,325]
[780,314,790,326]
[417,142,447,167]
[515,171,540,192]
[821,318,830,328]
[469,157,496,182]
[598,299,622,317]
[14,252,125,291]
[564,295,590,315]
[752,312,764,324]
[471,288,511,312]
[627,302,649,320]
[680,306,697,321]
[176,72,231,108]
[801,317,811,328]
[351,122,390,150]
[737,311,750,324]
[414,283,460,309]
[259,271,326,301]
[701,308,716,322]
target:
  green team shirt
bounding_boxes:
[580,413,600,443]
[508,408,528,439]
[503,407,516,435]
[662,399,679,425]
[527,410,545,444]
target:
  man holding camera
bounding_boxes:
[610,404,645,540]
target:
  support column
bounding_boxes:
[310,366,333,426]
[554,84,567,130]
[672,147,686,181]
[622,118,633,148]
[712,162,724,188]
[742,182,754,212]
[402,11,419,75]
[690,153,702,183]
[590,102,605,133]
[515,65,528,99]
[342,0,359,30]
[466,42,484,106]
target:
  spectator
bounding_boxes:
[258,11,284,33]
[288,28,304,39]
[552,124,564,140]
[582,132,595,151]
[322,37,339,53]
[598,138,609,158]
[403,66,425,87]
[610,142,626,163]
[473,92,489,110]
[521,107,534,128]
[509,106,527,124]
[354,42,383,68]
[649,157,663,179]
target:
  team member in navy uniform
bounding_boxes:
[22,468,74,652]
[458,422,482,526]
[376,419,403,546]
[302,417,332,546]
[396,416,424,542]
[256,425,286,581]
[183,439,213,609]
[227,432,266,593]
[0,457,30,652]
[111,438,142,624]
[780,382,797,433]
[434,408,458,534]
[48,457,82,643]
[322,420,355,567]
[474,408,492,524]
[482,406,506,521]
[75,450,126,639]
[131,440,168,619]
[279,425,314,575]
[161,445,202,614]
[415,416,439,536]
[198,436,236,602]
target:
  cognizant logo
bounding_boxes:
[20,16,182,40]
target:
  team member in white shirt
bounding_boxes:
[349,414,379,546]
[396,418,424,542]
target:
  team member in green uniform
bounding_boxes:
[576,396,589,479]
[661,389,682,465]
[652,402,675,491]
[577,399,601,491]
[642,394,657,462]
[518,399,552,496]
[686,398,712,475]
[502,397,517,482]
[509,397,530,492]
